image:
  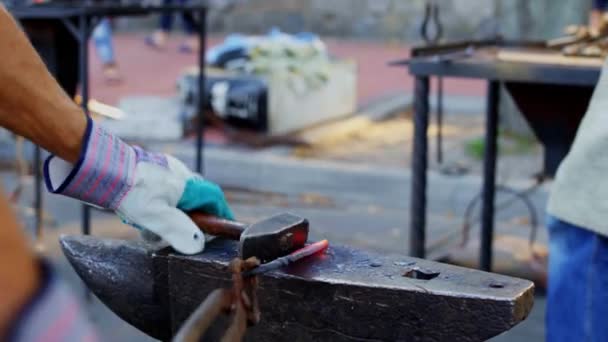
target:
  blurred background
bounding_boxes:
[3,0,602,340]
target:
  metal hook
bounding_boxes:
[421,0,443,45]
[420,0,445,164]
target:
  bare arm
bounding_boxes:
[591,0,608,32]
[0,5,233,338]
[0,6,86,163]
[0,185,39,338]
[0,5,87,337]
[591,10,603,31]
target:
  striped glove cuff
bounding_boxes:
[44,117,137,210]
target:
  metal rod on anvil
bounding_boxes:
[60,235,535,341]
[242,240,329,277]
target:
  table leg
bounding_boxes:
[34,145,42,240]
[79,14,90,236]
[195,9,207,174]
[436,77,443,164]
[410,76,430,258]
[480,81,500,272]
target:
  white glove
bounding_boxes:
[44,117,234,254]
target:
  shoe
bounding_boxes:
[178,38,200,54]
[178,43,195,54]
[145,35,166,50]
[102,64,123,85]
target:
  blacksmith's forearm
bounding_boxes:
[0,6,85,163]
[0,187,39,339]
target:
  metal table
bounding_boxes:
[404,40,601,271]
[9,2,209,238]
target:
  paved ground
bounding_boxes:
[89,33,485,107]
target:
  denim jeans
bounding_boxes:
[546,215,608,342]
[92,18,115,65]
[595,0,608,10]
[159,0,195,35]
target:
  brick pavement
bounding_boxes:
[89,33,485,107]
[87,33,487,148]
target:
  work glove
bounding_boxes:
[43,117,234,254]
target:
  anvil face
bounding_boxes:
[60,236,534,341]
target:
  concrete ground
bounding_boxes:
[4,33,547,340]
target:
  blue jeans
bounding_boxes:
[159,0,195,35]
[595,0,608,10]
[546,215,608,342]
[92,18,115,65]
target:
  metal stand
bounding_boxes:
[405,39,600,272]
[78,13,91,236]
[436,77,443,164]
[195,9,206,174]
[480,81,500,271]
[34,145,42,239]
[420,0,444,165]
[410,77,430,258]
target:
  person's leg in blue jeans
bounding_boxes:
[546,215,608,342]
[174,0,198,53]
[146,0,174,49]
[159,4,174,32]
[145,0,199,53]
[92,17,121,83]
[179,0,195,35]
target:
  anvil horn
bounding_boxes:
[60,235,535,341]
[60,235,172,340]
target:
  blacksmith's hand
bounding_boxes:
[44,116,234,254]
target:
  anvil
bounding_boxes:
[60,236,534,341]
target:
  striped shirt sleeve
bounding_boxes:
[4,261,99,342]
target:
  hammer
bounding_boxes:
[187,211,309,263]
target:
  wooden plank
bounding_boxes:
[497,49,604,68]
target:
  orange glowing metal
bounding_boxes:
[242,240,329,277]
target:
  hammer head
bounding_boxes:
[239,213,309,263]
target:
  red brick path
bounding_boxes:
[89,34,485,107]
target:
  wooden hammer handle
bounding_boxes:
[187,211,247,240]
